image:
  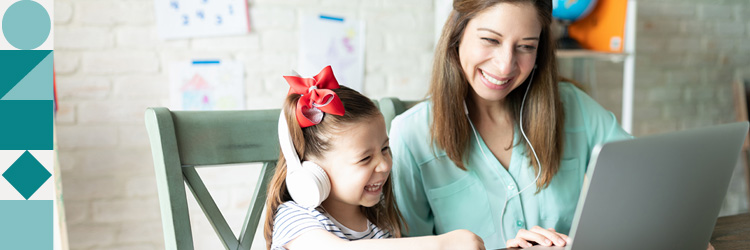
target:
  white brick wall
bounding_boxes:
[56,27,115,50]
[54,51,80,74]
[81,51,161,74]
[67,223,118,249]
[630,0,749,135]
[55,0,748,249]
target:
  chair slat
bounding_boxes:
[238,162,276,250]
[183,166,240,250]
[171,109,281,166]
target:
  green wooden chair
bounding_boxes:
[145,107,280,250]
[378,98,419,134]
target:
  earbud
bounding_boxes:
[278,112,331,208]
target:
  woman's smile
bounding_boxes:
[479,68,514,90]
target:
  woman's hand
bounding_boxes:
[437,229,486,250]
[707,242,714,250]
[505,226,569,248]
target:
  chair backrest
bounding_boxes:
[378,97,419,134]
[145,107,280,250]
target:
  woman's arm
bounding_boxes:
[285,228,486,250]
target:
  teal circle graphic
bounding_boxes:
[2,0,51,50]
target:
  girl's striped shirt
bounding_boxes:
[271,201,391,250]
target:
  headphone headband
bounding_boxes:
[278,112,302,172]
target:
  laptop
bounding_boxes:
[525,122,749,250]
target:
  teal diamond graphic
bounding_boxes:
[2,151,51,200]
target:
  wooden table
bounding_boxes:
[710,212,750,249]
[501,213,750,250]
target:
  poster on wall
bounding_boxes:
[169,60,245,110]
[154,0,250,39]
[298,14,365,92]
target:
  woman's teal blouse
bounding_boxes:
[389,82,633,249]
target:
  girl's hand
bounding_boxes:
[438,229,486,250]
[505,226,569,248]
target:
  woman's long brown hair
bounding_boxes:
[429,0,564,190]
[264,86,404,249]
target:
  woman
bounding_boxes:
[389,0,631,248]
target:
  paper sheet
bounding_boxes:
[154,0,250,39]
[298,14,365,92]
[169,60,245,110]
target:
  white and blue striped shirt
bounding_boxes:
[271,201,392,250]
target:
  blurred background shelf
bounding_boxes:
[556,49,629,62]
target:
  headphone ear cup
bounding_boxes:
[286,161,331,208]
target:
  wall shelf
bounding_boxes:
[556,49,629,62]
[554,0,637,133]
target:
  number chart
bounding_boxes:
[154,0,250,39]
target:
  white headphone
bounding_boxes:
[466,64,539,243]
[278,104,331,208]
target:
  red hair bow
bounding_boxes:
[283,66,345,128]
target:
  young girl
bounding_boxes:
[263,66,485,250]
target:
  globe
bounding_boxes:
[552,0,599,49]
[552,0,598,21]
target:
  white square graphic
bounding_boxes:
[0,150,54,200]
[0,0,54,50]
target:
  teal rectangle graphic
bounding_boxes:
[0,100,53,150]
[0,200,52,250]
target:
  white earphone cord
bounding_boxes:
[467,67,539,244]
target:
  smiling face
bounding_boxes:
[458,2,541,103]
[311,114,392,209]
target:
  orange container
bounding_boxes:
[568,0,628,53]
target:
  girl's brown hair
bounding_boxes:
[263,86,404,249]
[429,0,564,190]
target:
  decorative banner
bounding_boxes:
[298,14,365,92]
[0,0,53,50]
[0,150,53,200]
[0,100,53,150]
[154,0,251,39]
[0,0,62,249]
[169,60,245,110]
